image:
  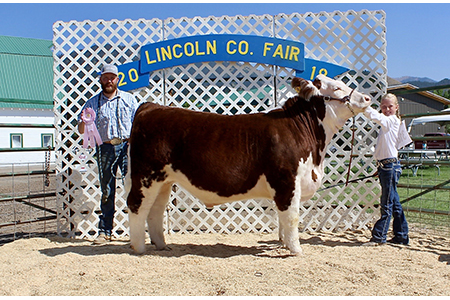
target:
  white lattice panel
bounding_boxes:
[53,10,386,239]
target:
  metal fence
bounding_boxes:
[0,159,56,244]
[398,111,450,236]
[0,122,57,244]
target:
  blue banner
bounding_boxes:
[141,34,305,74]
[117,34,349,91]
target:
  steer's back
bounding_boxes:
[130,102,276,188]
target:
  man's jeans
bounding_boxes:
[372,160,409,243]
[96,142,128,236]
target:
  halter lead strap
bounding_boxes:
[322,88,357,185]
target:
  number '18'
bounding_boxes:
[310,66,328,80]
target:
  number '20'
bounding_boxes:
[118,69,139,87]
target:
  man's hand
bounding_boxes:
[78,109,86,134]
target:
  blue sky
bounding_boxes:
[1,2,450,81]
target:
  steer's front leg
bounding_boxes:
[128,189,156,254]
[277,204,302,256]
[129,210,148,254]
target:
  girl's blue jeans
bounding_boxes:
[372,160,409,243]
[96,142,128,236]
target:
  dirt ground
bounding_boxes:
[0,228,449,296]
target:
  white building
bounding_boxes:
[0,35,55,165]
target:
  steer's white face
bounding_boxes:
[315,74,371,114]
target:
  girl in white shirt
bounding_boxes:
[363,93,409,246]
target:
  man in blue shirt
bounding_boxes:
[78,64,139,244]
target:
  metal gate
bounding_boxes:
[53,10,387,239]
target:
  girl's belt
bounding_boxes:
[377,157,398,166]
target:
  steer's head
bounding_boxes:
[312,74,371,115]
[291,74,371,132]
[291,74,371,115]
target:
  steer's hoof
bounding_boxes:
[130,243,146,254]
[289,247,303,256]
[156,245,172,251]
[290,250,303,257]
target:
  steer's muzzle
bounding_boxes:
[350,91,371,113]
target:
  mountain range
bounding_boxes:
[394,76,450,88]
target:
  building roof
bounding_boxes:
[0,35,53,110]
[0,35,53,56]
[388,82,450,105]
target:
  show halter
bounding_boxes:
[81,107,103,148]
[323,88,356,117]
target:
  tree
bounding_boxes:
[432,89,450,100]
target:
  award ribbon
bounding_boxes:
[81,107,103,148]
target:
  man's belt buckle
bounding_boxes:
[110,137,122,145]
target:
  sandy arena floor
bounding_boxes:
[0,229,449,296]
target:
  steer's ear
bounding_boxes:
[313,77,321,90]
[291,77,306,92]
[291,77,318,101]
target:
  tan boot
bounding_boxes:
[93,233,111,245]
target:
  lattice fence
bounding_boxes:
[53,9,387,239]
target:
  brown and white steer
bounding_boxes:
[125,74,371,255]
